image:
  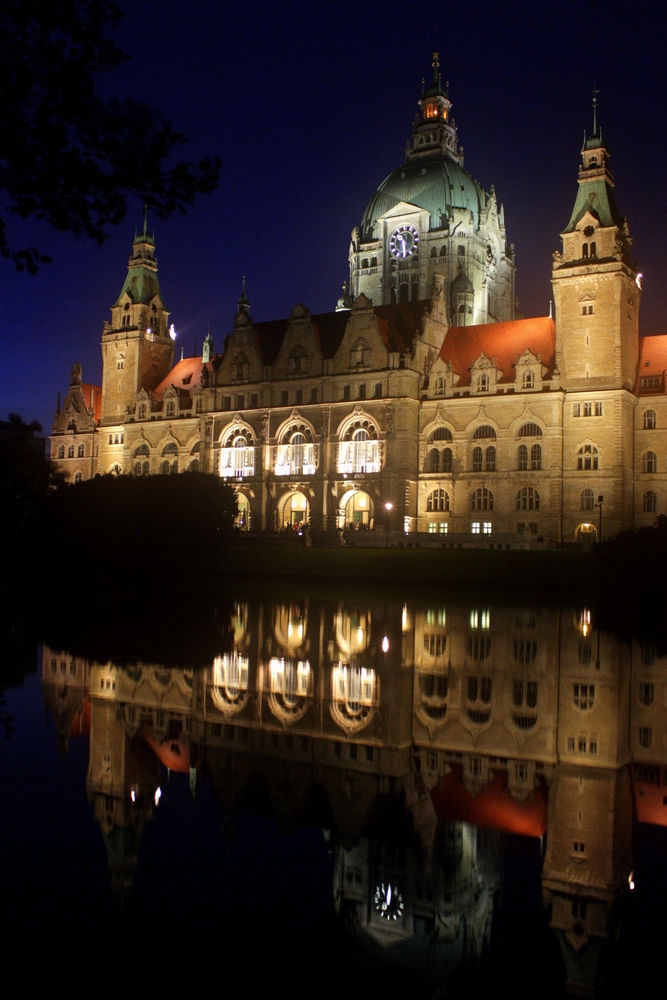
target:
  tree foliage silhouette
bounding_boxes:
[0,0,220,272]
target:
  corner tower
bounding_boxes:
[552,117,640,390]
[347,54,516,323]
[100,221,174,425]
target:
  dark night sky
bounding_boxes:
[2,0,666,433]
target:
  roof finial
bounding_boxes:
[432,51,440,88]
[592,83,600,136]
[421,76,425,97]
[142,203,148,236]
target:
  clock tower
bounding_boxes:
[346,54,516,324]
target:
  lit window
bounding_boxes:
[471,521,481,534]
[482,522,492,534]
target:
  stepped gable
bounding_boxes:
[636,334,667,394]
[439,316,556,386]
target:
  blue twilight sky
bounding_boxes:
[2,0,666,432]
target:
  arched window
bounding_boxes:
[516,487,540,510]
[338,419,380,474]
[74,471,83,484]
[67,445,74,458]
[162,442,178,457]
[577,444,599,470]
[430,247,437,258]
[472,446,483,472]
[439,245,447,257]
[161,460,170,475]
[142,461,149,476]
[370,257,377,267]
[138,403,147,420]
[135,443,149,458]
[109,463,121,476]
[442,448,452,473]
[485,446,496,471]
[581,488,595,510]
[472,425,496,440]
[530,444,542,470]
[643,409,656,430]
[590,241,597,257]
[134,462,142,476]
[517,444,528,471]
[428,448,440,473]
[518,423,542,438]
[57,445,65,459]
[471,488,493,511]
[189,458,200,473]
[643,491,657,513]
[221,426,256,478]
[427,489,449,512]
[430,426,452,442]
[582,243,589,258]
[643,451,657,473]
[77,444,85,458]
[361,258,369,269]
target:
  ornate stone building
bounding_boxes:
[51,56,665,544]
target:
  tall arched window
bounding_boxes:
[471,488,493,511]
[485,446,496,471]
[57,445,65,459]
[518,423,542,438]
[428,448,440,472]
[473,425,496,441]
[517,444,528,470]
[77,444,85,458]
[67,445,74,458]
[643,491,657,513]
[220,427,255,478]
[643,451,657,473]
[530,444,542,470]
[338,419,380,474]
[442,448,452,473]
[430,426,453,442]
[516,487,540,510]
[427,489,449,512]
[577,445,599,470]
[581,489,595,511]
[74,471,83,484]
[643,410,656,430]
[472,446,483,472]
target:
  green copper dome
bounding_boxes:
[360,156,486,240]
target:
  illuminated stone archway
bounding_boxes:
[235,490,251,530]
[575,522,597,542]
[337,489,374,530]
[278,490,309,529]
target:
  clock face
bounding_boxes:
[373,882,405,921]
[389,225,419,259]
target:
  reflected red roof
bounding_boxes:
[68,698,91,738]
[636,335,667,394]
[439,316,556,386]
[82,384,102,423]
[430,763,547,837]
[153,356,212,397]
[141,728,192,772]
[631,762,667,826]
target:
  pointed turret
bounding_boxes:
[202,327,215,363]
[406,52,463,166]
[237,276,251,318]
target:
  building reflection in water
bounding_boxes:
[42,596,667,995]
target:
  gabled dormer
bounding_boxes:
[470,352,502,395]
[427,357,459,398]
[216,284,264,385]
[514,349,545,392]
[271,303,324,380]
[330,295,389,375]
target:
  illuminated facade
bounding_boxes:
[51,56,667,543]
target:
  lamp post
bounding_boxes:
[595,494,604,541]
[384,501,393,547]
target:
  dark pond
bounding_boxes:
[2,584,666,998]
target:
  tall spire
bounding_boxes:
[406,53,461,165]
[237,276,250,316]
[592,83,600,136]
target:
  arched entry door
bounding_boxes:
[279,491,309,530]
[338,490,374,530]
[235,492,250,530]
[576,522,597,542]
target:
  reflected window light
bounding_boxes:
[470,610,478,629]
[579,608,592,637]
[402,604,409,633]
[130,787,137,803]
[212,653,250,714]
[382,635,389,653]
[154,787,162,806]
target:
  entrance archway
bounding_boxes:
[338,490,374,530]
[279,491,309,530]
[576,522,597,542]
[235,491,250,530]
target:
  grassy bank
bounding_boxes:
[221,544,600,590]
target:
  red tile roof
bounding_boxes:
[439,316,556,386]
[636,335,667,393]
[430,762,547,837]
[153,356,212,396]
[82,383,102,423]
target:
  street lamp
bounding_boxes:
[595,494,603,541]
[384,501,393,547]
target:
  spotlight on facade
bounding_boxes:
[154,787,162,806]
[169,323,177,340]
[382,635,389,653]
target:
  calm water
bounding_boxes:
[2,586,666,998]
